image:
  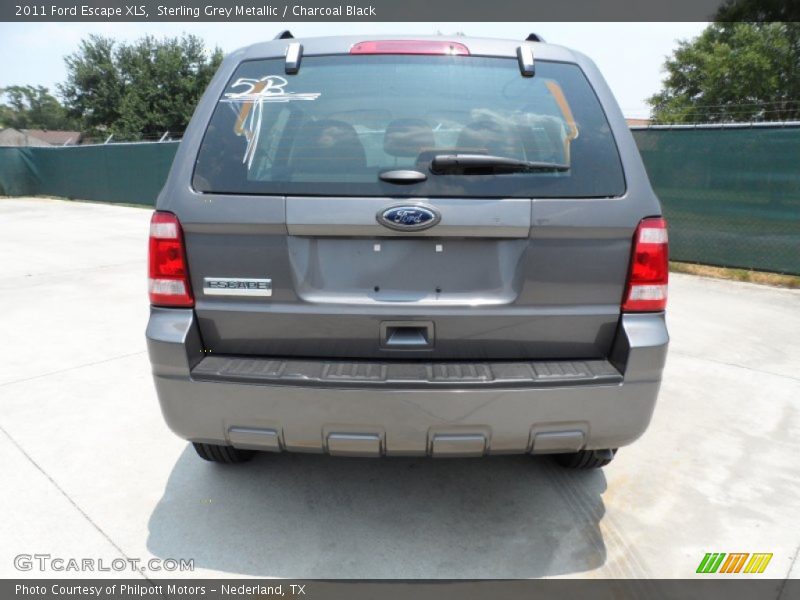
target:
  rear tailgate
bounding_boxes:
[173,46,650,362]
[182,194,631,360]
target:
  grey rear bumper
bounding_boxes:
[146,309,668,456]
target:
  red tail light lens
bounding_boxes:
[350,40,470,56]
[622,217,669,312]
[148,211,194,307]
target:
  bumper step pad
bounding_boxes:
[192,355,621,389]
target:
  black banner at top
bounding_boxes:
[1,0,771,23]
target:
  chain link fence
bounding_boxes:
[0,141,179,204]
[1,124,799,274]
[632,123,800,274]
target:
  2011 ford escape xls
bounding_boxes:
[146,33,669,468]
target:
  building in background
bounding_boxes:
[0,128,83,147]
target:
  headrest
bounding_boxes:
[383,118,435,158]
[291,119,366,171]
[456,119,524,159]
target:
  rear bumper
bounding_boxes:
[146,309,668,457]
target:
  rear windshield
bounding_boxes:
[193,55,625,198]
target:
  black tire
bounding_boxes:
[553,448,617,469]
[192,442,255,464]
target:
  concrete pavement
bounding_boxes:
[1,197,798,580]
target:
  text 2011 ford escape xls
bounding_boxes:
[146,33,669,468]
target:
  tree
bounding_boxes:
[0,85,76,130]
[715,0,800,22]
[59,34,223,138]
[648,22,800,124]
[59,35,121,135]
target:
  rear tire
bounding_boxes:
[192,442,255,464]
[553,448,617,469]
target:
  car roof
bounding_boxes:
[230,34,582,64]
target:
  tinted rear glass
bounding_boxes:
[193,55,625,198]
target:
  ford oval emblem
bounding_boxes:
[377,204,441,231]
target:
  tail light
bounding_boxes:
[622,217,669,312]
[148,211,194,307]
[350,40,470,56]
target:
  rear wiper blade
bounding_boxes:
[430,154,569,175]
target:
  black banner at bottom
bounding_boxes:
[3,579,798,600]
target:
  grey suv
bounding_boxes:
[146,33,669,469]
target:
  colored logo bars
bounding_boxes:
[697,552,773,574]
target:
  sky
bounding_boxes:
[0,22,707,118]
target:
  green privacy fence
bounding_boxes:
[632,125,800,275]
[1,127,799,273]
[0,142,179,204]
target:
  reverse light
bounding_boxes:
[622,217,669,312]
[148,211,194,307]
[350,40,470,56]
